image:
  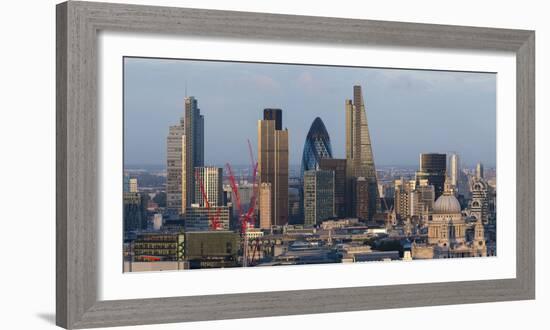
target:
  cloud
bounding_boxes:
[252,74,280,89]
[229,70,281,91]
[298,71,314,85]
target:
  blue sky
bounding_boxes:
[123,57,496,168]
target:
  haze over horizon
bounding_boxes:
[124,57,497,169]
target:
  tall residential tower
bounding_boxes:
[166,117,185,215]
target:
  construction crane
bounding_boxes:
[225,139,259,266]
[195,170,222,230]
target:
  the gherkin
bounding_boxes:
[300,117,333,179]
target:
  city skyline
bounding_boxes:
[123,62,497,270]
[124,57,497,168]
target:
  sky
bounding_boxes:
[123,57,496,168]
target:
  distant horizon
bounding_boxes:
[124,162,497,170]
[124,58,496,169]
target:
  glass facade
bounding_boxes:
[123,192,147,232]
[300,117,333,180]
[417,153,447,200]
[183,96,205,212]
[303,169,335,226]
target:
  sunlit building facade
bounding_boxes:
[258,109,289,227]
[166,117,185,215]
[193,167,223,207]
[345,85,379,220]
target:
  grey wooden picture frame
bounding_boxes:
[56,1,535,329]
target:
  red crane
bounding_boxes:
[225,163,243,223]
[195,170,222,230]
[225,139,260,266]
[245,139,259,228]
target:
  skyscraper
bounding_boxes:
[449,153,459,189]
[259,183,272,229]
[194,167,223,207]
[182,96,205,213]
[319,158,347,218]
[263,108,282,130]
[345,85,379,220]
[258,109,289,227]
[123,192,147,232]
[476,162,484,180]
[300,117,333,179]
[303,170,334,226]
[166,117,185,215]
[354,177,370,221]
[417,153,447,200]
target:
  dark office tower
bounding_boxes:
[319,158,347,218]
[345,85,380,220]
[417,153,447,200]
[354,177,370,221]
[123,192,147,232]
[303,170,335,226]
[182,96,205,213]
[300,117,333,179]
[263,108,282,130]
[258,110,289,227]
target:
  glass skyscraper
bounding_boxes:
[183,96,205,213]
[300,117,333,179]
[417,153,447,200]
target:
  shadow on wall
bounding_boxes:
[36,313,55,325]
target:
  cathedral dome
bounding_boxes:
[433,194,461,214]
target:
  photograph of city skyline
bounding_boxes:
[123,57,497,272]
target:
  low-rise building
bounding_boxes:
[184,205,231,231]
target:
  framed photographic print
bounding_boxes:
[56,1,535,328]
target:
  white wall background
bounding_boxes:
[0,0,547,329]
